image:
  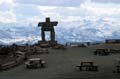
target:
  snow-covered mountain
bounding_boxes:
[56,18,120,44]
[0,18,120,45]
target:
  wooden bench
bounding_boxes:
[76,62,98,71]
[94,49,110,56]
[1,61,17,70]
[110,49,120,54]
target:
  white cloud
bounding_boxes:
[20,16,42,26]
[0,0,14,4]
[13,4,40,16]
[37,6,85,22]
[91,0,120,3]
[0,11,16,23]
[37,6,57,11]
[81,3,120,16]
[0,0,16,11]
[60,16,82,22]
[0,0,17,23]
[0,0,120,26]
[15,0,84,7]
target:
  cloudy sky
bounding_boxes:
[0,0,120,26]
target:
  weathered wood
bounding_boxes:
[76,62,98,71]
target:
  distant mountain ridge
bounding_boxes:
[0,18,119,45]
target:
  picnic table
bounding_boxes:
[25,58,46,69]
[76,61,98,71]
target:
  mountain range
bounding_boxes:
[0,18,119,45]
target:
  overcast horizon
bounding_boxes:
[0,0,120,25]
[0,0,120,44]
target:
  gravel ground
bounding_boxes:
[0,44,120,79]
